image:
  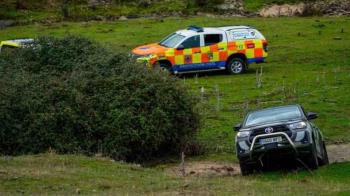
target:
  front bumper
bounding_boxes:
[237,132,312,162]
[130,53,157,68]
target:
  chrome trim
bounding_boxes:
[244,121,300,130]
[239,141,249,150]
[295,131,306,142]
[249,132,297,159]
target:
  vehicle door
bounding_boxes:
[201,33,227,70]
[174,35,202,72]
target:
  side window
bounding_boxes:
[204,34,223,46]
[231,30,256,40]
[180,35,200,49]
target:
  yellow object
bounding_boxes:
[0,39,34,52]
[0,41,21,48]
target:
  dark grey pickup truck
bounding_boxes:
[235,105,329,175]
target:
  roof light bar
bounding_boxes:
[187,25,204,32]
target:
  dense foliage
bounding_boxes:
[0,36,200,162]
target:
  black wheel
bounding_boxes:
[226,57,246,74]
[239,161,254,176]
[319,141,329,166]
[154,61,171,73]
[305,143,319,170]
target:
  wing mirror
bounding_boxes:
[177,45,185,50]
[307,112,318,120]
[234,123,242,132]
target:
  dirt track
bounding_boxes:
[327,143,350,163]
[168,144,350,177]
[168,161,241,177]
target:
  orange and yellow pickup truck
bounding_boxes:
[131,25,268,74]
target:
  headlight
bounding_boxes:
[138,54,156,59]
[287,121,307,130]
[237,131,250,138]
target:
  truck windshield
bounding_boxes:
[244,106,302,127]
[159,33,185,48]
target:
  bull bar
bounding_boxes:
[249,132,298,160]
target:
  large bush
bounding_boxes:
[0,36,199,162]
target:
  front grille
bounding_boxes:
[249,125,291,143]
[129,53,143,60]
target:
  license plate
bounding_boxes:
[259,136,282,145]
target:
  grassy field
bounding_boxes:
[0,153,349,195]
[1,16,350,152]
[0,16,349,194]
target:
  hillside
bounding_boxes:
[1,14,350,160]
[1,16,349,150]
[0,6,350,194]
[1,0,349,25]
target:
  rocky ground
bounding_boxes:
[1,0,350,29]
[259,0,350,17]
[83,0,350,17]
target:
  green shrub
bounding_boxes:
[186,0,225,12]
[0,36,200,162]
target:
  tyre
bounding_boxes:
[239,161,254,176]
[318,141,329,166]
[154,61,171,73]
[226,57,246,74]
[305,143,319,170]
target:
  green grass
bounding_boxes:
[0,153,349,195]
[0,16,349,195]
[1,16,349,153]
[244,0,307,12]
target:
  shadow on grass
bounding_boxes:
[250,155,341,177]
[176,68,258,78]
[257,161,350,184]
